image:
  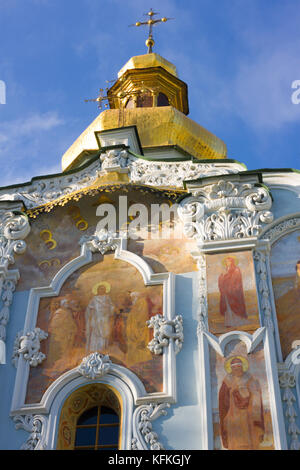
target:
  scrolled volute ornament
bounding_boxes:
[178,179,274,243]
[13,414,47,450]
[0,210,31,269]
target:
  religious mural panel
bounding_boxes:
[206,251,260,335]
[210,339,275,450]
[26,252,163,404]
[16,190,196,292]
[270,229,300,359]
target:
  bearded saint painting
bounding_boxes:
[218,256,248,328]
[218,356,265,450]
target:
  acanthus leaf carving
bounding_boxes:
[178,179,274,243]
[132,402,170,450]
[13,414,47,450]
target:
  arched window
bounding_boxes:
[74,405,119,450]
[125,97,135,109]
[57,383,121,450]
[136,91,153,108]
[157,92,169,107]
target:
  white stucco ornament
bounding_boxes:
[77,352,112,379]
[178,178,274,243]
[147,314,183,355]
[12,328,48,368]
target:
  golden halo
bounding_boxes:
[224,355,249,373]
[92,281,111,295]
[221,255,239,267]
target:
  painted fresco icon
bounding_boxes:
[207,251,260,335]
[85,282,114,353]
[218,256,248,328]
[270,230,300,358]
[26,255,164,404]
[218,356,265,450]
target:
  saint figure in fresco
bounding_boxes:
[218,256,248,327]
[218,356,265,450]
[273,259,300,357]
[47,297,78,365]
[85,282,115,353]
[126,291,153,366]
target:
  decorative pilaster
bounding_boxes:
[253,249,274,331]
[0,208,31,364]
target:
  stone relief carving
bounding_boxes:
[13,414,47,450]
[12,327,48,368]
[147,314,183,355]
[77,352,112,380]
[132,402,170,450]
[178,179,274,243]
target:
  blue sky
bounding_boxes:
[0,0,300,187]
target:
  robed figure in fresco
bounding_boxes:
[85,282,115,353]
[218,256,248,327]
[218,356,265,450]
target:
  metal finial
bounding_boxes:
[129,8,174,53]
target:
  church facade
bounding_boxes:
[0,50,300,451]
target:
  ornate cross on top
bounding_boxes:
[130,8,174,54]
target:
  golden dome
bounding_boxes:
[61,52,227,171]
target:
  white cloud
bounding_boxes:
[0,111,64,186]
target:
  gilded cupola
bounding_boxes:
[61,11,227,172]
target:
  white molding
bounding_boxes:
[260,213,300,244]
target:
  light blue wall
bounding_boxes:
[157,272,204,450]
[271,188,300,220]
[0,290,30,450]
